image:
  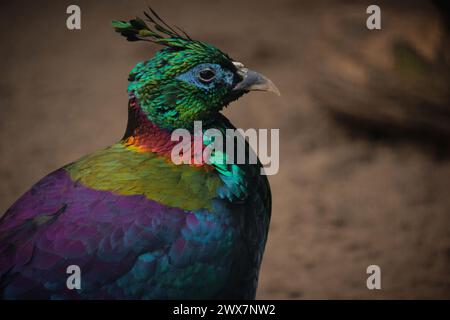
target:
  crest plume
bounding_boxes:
[112,7,193,48]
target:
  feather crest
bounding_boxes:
[112,7,193,48]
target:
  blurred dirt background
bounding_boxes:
[0,0,449,299]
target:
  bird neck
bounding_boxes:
[121,96,207,165]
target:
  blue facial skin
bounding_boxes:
[176,63,234,91]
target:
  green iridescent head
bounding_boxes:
[113,9,279,130]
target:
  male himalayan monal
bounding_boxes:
[0,9,280,299]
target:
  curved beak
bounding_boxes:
[232,62,281,96]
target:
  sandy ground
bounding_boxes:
[0,0,449,299]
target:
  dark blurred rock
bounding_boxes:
[309,1,450,139]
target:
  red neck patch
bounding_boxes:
[122,96,211,169]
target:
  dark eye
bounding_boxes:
[198,68,216,83]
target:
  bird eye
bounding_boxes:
[198,68,216,83]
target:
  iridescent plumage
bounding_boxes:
[0,9,276,299]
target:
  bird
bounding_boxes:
[0,8,279,299]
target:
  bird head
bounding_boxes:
[113,9,280,131]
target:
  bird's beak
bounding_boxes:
[232,62,281,96]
